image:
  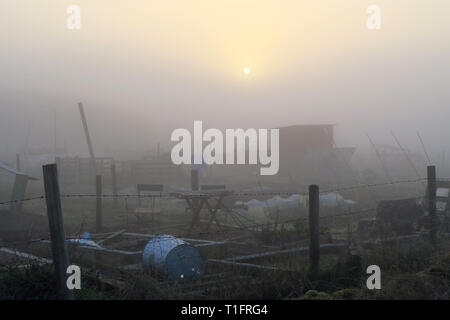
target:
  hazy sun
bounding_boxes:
[243,67,251,75]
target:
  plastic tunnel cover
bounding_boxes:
[165,244,204,281]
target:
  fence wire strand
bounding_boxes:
[0,177,428,206]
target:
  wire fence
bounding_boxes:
[0,175,436,273]
[0,172,445,301]
[0,176,428,245]
[0,177,428,206]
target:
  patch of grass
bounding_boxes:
[0,265,57,299]
[0,265,108,300]
[299,290,333,300]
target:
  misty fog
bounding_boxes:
[1,0,450,170]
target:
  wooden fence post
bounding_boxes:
[309,184,320,279]
[9,174,28,215]
[76,157,81,187]
[427,165,437,244]
[191,169,200,215]
[96,175,103,233]
[54,156,61,178]
[78,102,97,176]
[43,164,74,300]
[16,153,21,171]
[191,169,199,191]
[111,163,118,207]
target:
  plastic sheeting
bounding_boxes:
[236,192,355,210]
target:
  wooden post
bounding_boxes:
[96,175,103,233]
[111,163,118,207]
[42,164,74,300]
[55,156,61,184]
[309,184,320,279]
[16,153,21,171]
[125,198,129,230]
[55,156,61,168]
[10,174,28,215]
[76,157,81,187]
[78,102,97,176]
[191,169,200,217]
[191,169,199,191]
[427,165,437,244]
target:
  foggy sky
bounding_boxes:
[1,1,450,161]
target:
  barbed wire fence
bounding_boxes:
[0,176,430,207]
[0,171,443,296]
[0,175,431,244]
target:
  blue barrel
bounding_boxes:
[142,234,204,280]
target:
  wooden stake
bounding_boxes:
[191,169,200,221]
[55,156,61,182]
[427,166,437,244]
[43,164,74,300]
[111,163,118,207]
[191,169,199,191]
[78,102,97,176]
[96,175,103,233]
[309,184,320,279]
[10,174,28,215]
[16,153,20,171]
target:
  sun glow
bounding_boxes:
[243,67,251,75]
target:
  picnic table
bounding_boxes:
[170,190,234,235]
